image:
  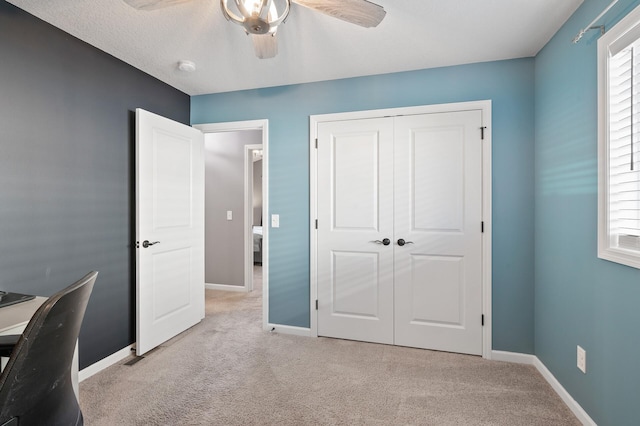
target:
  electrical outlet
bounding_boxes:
[577,345,586,374]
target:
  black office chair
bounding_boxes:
[0,271,97,426]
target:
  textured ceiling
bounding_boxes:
[7,0,583,95]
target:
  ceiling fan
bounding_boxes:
[123,0,386,59]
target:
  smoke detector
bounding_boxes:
[177,60,196,72]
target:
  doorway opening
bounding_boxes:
[246,144,263,293]
[195,120,269,331]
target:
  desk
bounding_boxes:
[0,297,79,398]
[0,296,46,335]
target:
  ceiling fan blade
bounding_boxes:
[251,34,279,59]
[292,0,386,28]
[122,0,191,11]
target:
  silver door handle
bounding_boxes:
[142,240,160,248]
[397,239,414,246]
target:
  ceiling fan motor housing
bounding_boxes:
[244,16,272,34]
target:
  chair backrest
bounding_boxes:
[0,271,97,426]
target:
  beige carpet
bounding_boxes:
[79,267,580,425]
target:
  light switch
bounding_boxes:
[227,210,233,221]
[271,214,279,228]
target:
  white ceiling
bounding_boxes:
[7,0,583,96]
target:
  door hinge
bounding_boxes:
[315,138,318,149]
[480,126,487,140]
[315,219,318,229]
[315,299,318,310]
[481,314,485,326]
[481,221,484,233]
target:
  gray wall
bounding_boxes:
[204,130,262,286]
[0,1,190,369]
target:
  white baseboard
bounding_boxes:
[79,344,134,382]
[492,351,596,426]
[491,350,536,364]
[265,323,313,337]
[533,357,596,426]
[205,283,248,292]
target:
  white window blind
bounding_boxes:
[609,42,640,250]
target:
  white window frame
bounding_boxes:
[598,4,640,270]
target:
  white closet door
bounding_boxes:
[316,118,395,344]
[393,111,483,355]
[315,110,484,356]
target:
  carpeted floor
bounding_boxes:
[79,267,580,425]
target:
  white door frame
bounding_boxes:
[309,101,493,359]
[195,120,269,331]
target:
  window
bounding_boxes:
[598,5,640,269]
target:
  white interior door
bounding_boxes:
[316,118,395,344]
[393,111,483,355]
[316,110,484,355]
[136,108,205,356]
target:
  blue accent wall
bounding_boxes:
[534,0,640,424]
[192,59,536,353]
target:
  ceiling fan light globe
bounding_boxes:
[221,0,290,33]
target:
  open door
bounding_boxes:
[135,108,205,356]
